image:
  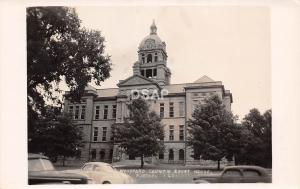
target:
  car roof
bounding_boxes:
[224,165,268,174]
[84,162,111,166]
[28,153,49,159]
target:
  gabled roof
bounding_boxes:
[117,74,160,88]
[96,88,119,97]
[84,84,97,91]
[194,75,215,83]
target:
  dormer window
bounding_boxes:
[147,54,152,63]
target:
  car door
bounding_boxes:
[241,169,263,183]
[219,169,243,183]
[81,164,94,177]
[92,165,110,184]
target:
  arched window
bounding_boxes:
[154,53,158,62]
[99,150,105,160]
[141,53,145,63]
[169,149,174,160]
[147,54,152,63]
[179,149,184,160]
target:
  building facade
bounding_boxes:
[64,22,233,164]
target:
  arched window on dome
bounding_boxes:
[141,53,145,64]
[154,53,158,62]
[147,54,152,63]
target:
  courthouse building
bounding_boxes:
[64,22,233,164]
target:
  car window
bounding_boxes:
[94,165,113,172]
[222,170,242,177]
[28,158,54,171]
[243,169,261,177]
[82,164,93,171]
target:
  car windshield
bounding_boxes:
[28,158,55,171]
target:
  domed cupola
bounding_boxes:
[138,21,166,52]
[133,20,171,86]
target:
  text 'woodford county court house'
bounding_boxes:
[63,21,233,165]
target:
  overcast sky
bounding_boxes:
[74,6,271,119]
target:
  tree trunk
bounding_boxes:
[141,155,144,168]
[217,160,220,170]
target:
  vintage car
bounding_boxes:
[193,165,271,183]
[64,162,134,184]
[28,153,92,184]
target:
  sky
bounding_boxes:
[74,6,271,120]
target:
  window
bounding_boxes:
[99,150,105,160]
[141,54,145,63]
[243,170,261,177]
[179,125,184,141]
[74,106,80,119]
[141,70,145,76]
[179,102,184,117]
[169,125,174,141]
[102,127,107,141]
[154,53,158,62]
[169,149,174,160]
[93,127,99,142]
[91,149,96,160]
[153,68,157,77]
[80,105,86,119]
[82,164,93,171]
[192,100,199,112]
[146,69,152,78]
[68,106,73,116]
[95,106,100,120]
[169,102,174,117]
[112,105,116,119]
[147,54,152,63]
[109,149,113,160]
[223,170,242,178]
[179,149,184,160]
[103,105,108,119]
[159,103,164,118]
[159,152,164,160]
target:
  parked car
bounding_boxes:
[193,165,271,183]
[64,162,134,184]
[28,153,92,184]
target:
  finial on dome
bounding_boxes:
[150,20,157,35]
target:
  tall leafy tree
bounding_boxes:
[27,7,111,154]
[187,95,239,170]
[28,106,83,166]
[113,98,165,168]
[27,7,111,115]
[236,109,272,167]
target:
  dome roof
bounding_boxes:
[138,21,166,51]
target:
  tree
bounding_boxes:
[27,7,111,115]
[28,106,83,166]
[113,98,165,168]
[236,109,272,167]
[27,7,111,155]
[187,95,239,170]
